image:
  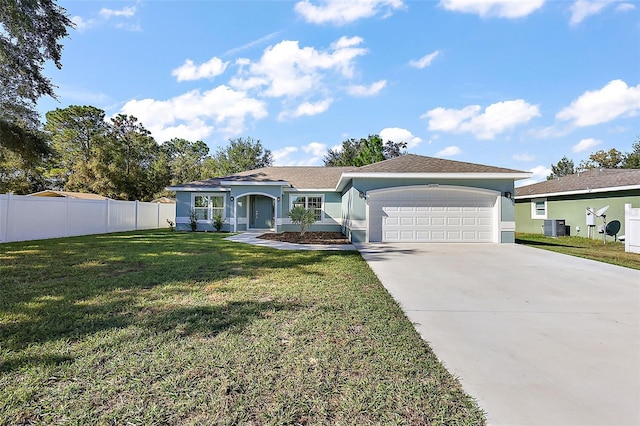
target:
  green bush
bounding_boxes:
[213,213,224,232]
[189,209,198,231]
[288,205,316,235]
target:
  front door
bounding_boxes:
[249,195,274,229]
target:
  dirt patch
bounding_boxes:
[257,232,351,245]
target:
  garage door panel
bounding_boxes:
[371,188,497,243]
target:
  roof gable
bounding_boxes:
[515,168,640,198]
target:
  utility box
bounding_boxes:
[586,208,596,226]
[544,219,566,237]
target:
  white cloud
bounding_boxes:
[71,16,94,31]
[347,80,387,97]
[513,153,536,162]
[119,85,267,142]
[273,147,300,165]
[435,145,461,157]
[99,6,136,19]
[273,142,327,166]
[303,142,328,157]
[569,0,615,26]
[423,99,540,139]
[172,57,229,82]
[230,37,368,98]
[516,165,551,187]
[572,137,601,153]
[294,0,405,25]
[409,50,440,69]
[224,31,283,57]
[438,0,545,18]
[616,3,636,12]
[556,80,640,127]
[379,127,422,149]
[278,98,333,121]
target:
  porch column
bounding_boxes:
[274,197,278,233]
[233,196,237,233]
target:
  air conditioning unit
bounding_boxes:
[543,219,566,237]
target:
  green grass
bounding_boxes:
[1,230,484,425]
[516,233,640,270]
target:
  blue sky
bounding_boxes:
[38,0,640,185]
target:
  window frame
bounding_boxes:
[531,198,547,219]
[289,194,325,222]
[191,193,225,222]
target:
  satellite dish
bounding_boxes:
[605,220,621,237]
[596,205,609,217]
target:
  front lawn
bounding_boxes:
[516,233,640,270]
[1,230,484,425]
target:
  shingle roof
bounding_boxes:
[355,154,525,174]
[169,154,528,191]
[515,168,640,198]
[173,166,355,190]
[28,190,109,200]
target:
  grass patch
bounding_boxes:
[516,233,640,270]
[1,230,484,425]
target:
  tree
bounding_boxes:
[622,139,640,169]
[0,144,48,194]
[323,134,407,167]
[578,148,624,171]
[1,0,73,158]
[45,105,109,190]
[547,156,575,180]
[202,137,272,177]
[105,114,169,201]
[162,138,210,185]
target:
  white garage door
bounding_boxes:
[368,187,497,243]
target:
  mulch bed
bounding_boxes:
[257,231,351,245]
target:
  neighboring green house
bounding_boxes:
[515,168,640,238]
[168,154,530,243]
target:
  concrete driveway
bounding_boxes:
[357,243,640,426]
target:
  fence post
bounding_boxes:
[105,198,110,233]
[157,202,161,229]
[625,203,630,253]
[65,195,70,237]
[135,200,139,230]
[1,193,11,242]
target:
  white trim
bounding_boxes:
[167,187,228,192]
[191,193,226,221]
[515,184,640,200]
[221,180,289,186]
[336,172,531,191]
[284,188,336,192]
[500,221,516,232]
[531,198,547,220]
[289,193,325,222]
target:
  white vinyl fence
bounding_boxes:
[0,193,175,243]
[625,203,640,254]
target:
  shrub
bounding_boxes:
[213,213,224,232]
[189,209,198,232]
[288,205,316,235]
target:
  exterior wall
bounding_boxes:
[348,178,516,243]
[281,190,343,231]
[515,190,640,237]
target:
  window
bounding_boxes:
[290,195,323,221]
[193,194,224,220]
[531,198,547,219]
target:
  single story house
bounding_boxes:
[515,168,640,237]
[168,154,530,243]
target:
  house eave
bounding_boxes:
[166,187,230,192]
[514,184,640,200]
[219,180,291,186]
[335,172,532,191]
